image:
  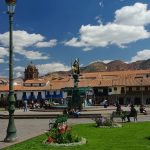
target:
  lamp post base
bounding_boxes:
[4,113,17,143]
[4,135,17,142]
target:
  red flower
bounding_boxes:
[59,127,66,134]
[47,137,54,143]
[65,125,68,131]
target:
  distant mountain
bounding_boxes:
[128,61,143,70]
[107,60,128,71]
[80,62,107,73]
[44,59,150,78]
[139,59,150,70]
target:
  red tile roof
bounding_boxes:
[0,70,150,92]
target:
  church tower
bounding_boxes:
[24,61,39,80]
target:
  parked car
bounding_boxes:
[100,100,108,107]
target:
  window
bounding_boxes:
[145,87,148,91]
[129,87,132,92]
[1,94,3,98]
[121,87,125,93]
[114,87,117,91]
[136,87,140,91]
[54,91,56,95]
[23,92,26,96]
[109,88,112,92]
[121,87,124,91]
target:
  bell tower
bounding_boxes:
[24,61,39,80]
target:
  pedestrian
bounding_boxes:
[23,100,28,112]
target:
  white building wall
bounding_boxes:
[108,86,122,95]
[63,92,67,98]
[15,91,23,100]
[41,91,45,99]
[34,91,38,98]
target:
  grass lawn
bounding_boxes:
[3,122,150,150]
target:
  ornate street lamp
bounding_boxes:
[4,0,17,142]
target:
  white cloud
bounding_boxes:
[13,63,70,77]
[15,72,23,78]
[14,57,21,62]
[0,47,8,63]
[0,47,8,58]
[0,30,51,60]
[0,59,4,63]
[99,1,104,8]
[65,24,150,50]
[95,16,102,24]
[14,66,24,78]
[15,48,48,60]
[102,60,113,64]
[90,59,112,64]
[35,39,57,48]
[14,66,25,72]
[131,49,150,62]
[65,3,150,50]
[115,3,150,26]
[37,63,70,75]
[0,30,44,48]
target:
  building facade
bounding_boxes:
[1,65,150,107]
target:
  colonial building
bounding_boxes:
[1,62,150,107]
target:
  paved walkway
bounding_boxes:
[0,118,93,149]
[1,106,150,149]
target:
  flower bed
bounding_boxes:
[93,116,122,128]
[43,137,86,147]
[44,115,86,147]
[98,123,122,128]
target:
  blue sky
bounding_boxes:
[1,0,150,77]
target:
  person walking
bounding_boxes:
[23,100,28,112]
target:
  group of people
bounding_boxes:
[23,100,47,112]
[63,108,80,118]
[116,103,147,122]
[139,104,147,115]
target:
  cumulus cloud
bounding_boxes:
[13,63,70,77]
[90,59,112,64]
[15,47,48,60]
[99,1,104,8]
[35,39,57,48]
[115,3,150,26]
[0,47,8,58]
[65,24,150,50]
[95,16,102,24]
[37,63,70,75]
[0,59,4,63]
[65,3,150,50]
[14,66,25,72]
[15,72,23,78]
[0,47,8,63]
[0,30,56,60]
[131,49,150,62]
[0,30,44,48]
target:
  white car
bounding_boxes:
[100,100,108,106]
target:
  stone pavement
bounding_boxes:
[0,106,150,149]
[0,118,93,149]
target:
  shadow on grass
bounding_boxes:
[145,137,150,141]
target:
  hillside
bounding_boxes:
[44,59,150,78]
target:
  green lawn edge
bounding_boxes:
[2,122,150,150]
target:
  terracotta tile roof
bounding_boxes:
[24,79,48,84]
[0,70,150,92]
